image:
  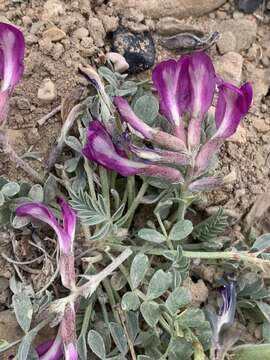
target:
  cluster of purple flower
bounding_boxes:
[83,53,252,190]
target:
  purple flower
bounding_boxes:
[9,334,63,360]
[0,22,25,126]
[130,143,191,166]
[188,176,223,192]
[16,198,76,289]
[60,302,78,360]
[82,120,184,183]
[39,335,63,360]
[152,57,190,141]
[195,81,253,174]
[114,96,186,151]
[184,52,216,149]
[211,282,236,346]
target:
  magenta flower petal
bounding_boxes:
[194,138,221,175]
[114,96,154,139]
[82,120,146,176]
[114,97,186,151]
[152,57,190,141]
[185,52,216,148]
[39,335,63,360]
[16,202,64,243]
[0,22,25,91]
[188,176,223,192]
[65,343,78,360]
[16,201,75,255]
[58,198,76,252]
[82,120,184,183]
[130,144,191,166]
[214,82,253,139]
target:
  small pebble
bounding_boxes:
[26,128,41,145]
[43,26,66,42]
[37,79,57,102]
[237,0,263,14]
[112,26,155,73]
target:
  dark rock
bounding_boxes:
[111,26,155,73]
[237,0,263,13]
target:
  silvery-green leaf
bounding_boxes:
[77,334,87,360]
[138,356,153,360]
[28,185,44,202]
[169,220,193,241]
[256,301,270,322]
[15,331,36,360]
[134,95,159,125]
[130,253,149,289]
[12,292,33,333]
[88,330,106,359]
[98,66,118,88]
[168,338,194,360]
[140,301,160,327]
[43,175,57,203]
[177,308,206,328]
[126,311,139,343]
[251,234,270,251]
[111,272,127,291]
[109,322,128,355]
[138,229,166,244]
[0,192,4,207]
[9,276,22,294]
[65,157,80,173]
[12,215,30,229]
[122,292,140,311]
[65,136,83,152]
[262,322,270,342]
[1,182,20,197]
[117,81,138,97]
[232,343,270,360]
[146,270,172,300]
[165,288,192,314]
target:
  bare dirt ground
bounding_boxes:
[0,0,270,352]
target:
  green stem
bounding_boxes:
[84,160,97,200]
[117,181,149,227]
[108,244,267,269]
[80,302,93,336]
[156,213,173,250]
[99,166,110,212]
[102,277,121,324]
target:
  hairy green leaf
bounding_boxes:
[140,301,160,327]
[87,330,106,359]
[122,292,140,311]
[130,253,149,289]
[146,270,172,300]
[169,220,193,241]
[165,287,192,314]
[12,292,33,333]
[192,208,227,242]
[138,229,166,243]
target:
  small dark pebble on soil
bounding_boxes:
[237,0,263,13]
[111,26,155,73]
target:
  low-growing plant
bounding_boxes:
[0,22,270,360]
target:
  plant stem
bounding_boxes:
[107,245,270,271]
[156,212,173,250]
[102,277,121,323]
[84,160,96,200]
[80,301,93,336]
[99,165,110,211]
[117,181,149,227]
